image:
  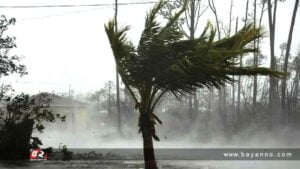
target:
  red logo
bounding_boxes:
[30,149,48,161]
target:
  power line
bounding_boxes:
[19,6,111,22]
[0,1,159,8]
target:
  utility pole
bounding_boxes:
[189,0,196,124]
[115,0,122,135]
[252,0,258,115]
[68,84,71,98]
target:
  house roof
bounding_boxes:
[33,92,88,108]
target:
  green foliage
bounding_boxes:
[1,92,65,133]
[30,136,43,148]
[0,15,27,77]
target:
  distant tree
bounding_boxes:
[252,0,266,114]
[88,81,119,122]
[159,0,208,39]
[105,0,282,168]
[208,0,224,121]
[88,90,103,112]
[287,48,300,126]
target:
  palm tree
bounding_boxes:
[105,1,282,168]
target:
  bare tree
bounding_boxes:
[232,16,238,112]
[287,52,300,125]
[208,0,227,129]
[252,0,266,114]
[281,0,299,124]
[237,0,249,120]
[267,0,280,126]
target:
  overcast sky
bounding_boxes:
[1,0,299,95]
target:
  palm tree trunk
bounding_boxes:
[140,112,158,169]
[142,131,158,169]
[139,92,158,169]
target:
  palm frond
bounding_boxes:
[104,20,142,88]
[226,67,285,77]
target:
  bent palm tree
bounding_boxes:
[105,0,281,168]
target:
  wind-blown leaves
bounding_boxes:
[105,0,282,97]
